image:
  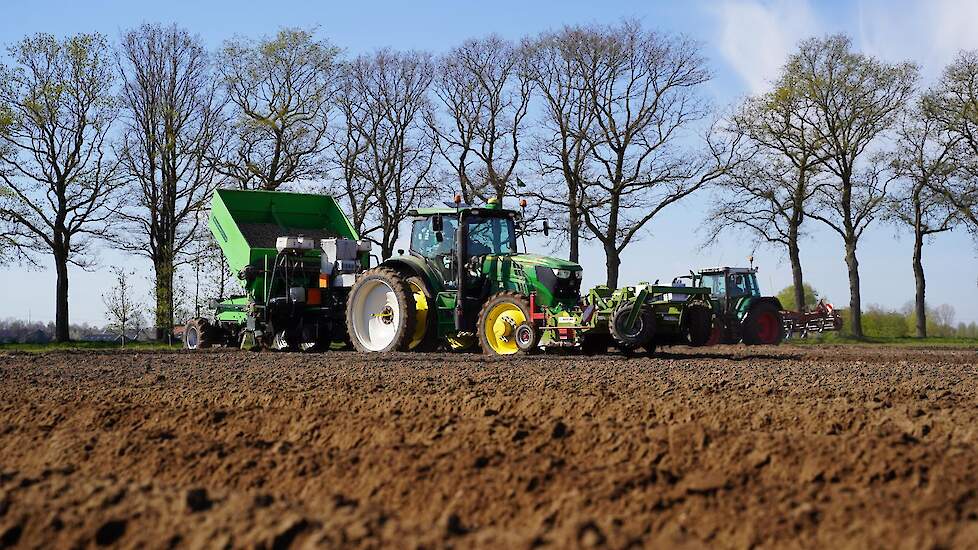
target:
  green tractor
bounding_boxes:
[688,266,785,345]
[344,198,583,355]
[344,197,715,356]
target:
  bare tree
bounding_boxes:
[564,21,738,287]
[0,33,123,342]
[524,28,597,263]
[115,23,225,340]
[707,86,831,311]
[789,35,918,338]
[329,73,377,237]
[217,27,339,190]
[187,222,238,317]
[102,266,143,346]
[340,50,436,258]
[925,50,978,235]
[0,186,32,266]
[889,103,961,338]
[430,36,531,204]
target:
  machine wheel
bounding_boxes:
[683,302,713,347]
[346,267,417,353]
[610,303,655,352]
[184,318,215,350]
[406,275,439,352]
[742,302,784,345]
[478,292,537,356]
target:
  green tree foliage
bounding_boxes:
[786,35,918,338]
[217,27,340,190]
[0,33,123,342]
[835,302,969,338]
[776,284,820,312]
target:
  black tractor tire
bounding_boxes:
[184,318,215,350]
[406,275,440,352]
[683,302,714,347]
[610,302,655,352]
[742,302,785,345]
[345,267,417,353]
[478,291,538,356]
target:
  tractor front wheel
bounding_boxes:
[346,268,417,353]
[742,302,784,345]
[683,302,713,347]
[478,292,537,356]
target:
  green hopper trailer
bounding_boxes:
[184,189,370,351]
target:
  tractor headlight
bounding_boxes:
[553,268,572,279]
[574,270,583,280]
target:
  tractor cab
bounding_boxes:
[407,199,518,291]
[696,267,762,302]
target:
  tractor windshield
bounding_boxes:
[727,273,761,298]
[411,216,458,257]
[466,214,516,256]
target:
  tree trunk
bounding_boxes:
[54,253,70,343]
[567,178,580,264]
[912,228,927,338]
[568,207,580,264]
[844,241,863,338]
[788,223,805,312]
[604,244,620,289]
[154,259,175,341]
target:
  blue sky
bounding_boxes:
[1,0,977,326]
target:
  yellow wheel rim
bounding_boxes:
[408,280,428,350]
[483,302,527,355]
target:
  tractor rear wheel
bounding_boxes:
[742,302,784,345]
[478,292,537,356]
[683,302,713,347]
[184,318,215,350]
[406,275,439,352]
[346,267,417,353]
[610,303,655,352]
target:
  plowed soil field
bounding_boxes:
[1,345,977,548]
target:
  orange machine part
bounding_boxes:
[306,288,322,306]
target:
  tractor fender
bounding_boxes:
[379,256,440,292]
[750,297,785,313]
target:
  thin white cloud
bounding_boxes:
[858,0,978,83]
[710,0,818,94]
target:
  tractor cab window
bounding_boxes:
[701,273,726,297]
[411,216,458,258]
[727,273,760,298]
[466,214,516,256]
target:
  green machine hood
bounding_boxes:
[480,253,583,308]
[508,253,580,270]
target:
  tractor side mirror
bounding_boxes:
[542,220,550,237]
[432,214,444,243]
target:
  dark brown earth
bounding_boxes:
[1,345,977,549]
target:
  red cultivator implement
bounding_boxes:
[781,300,843,339]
